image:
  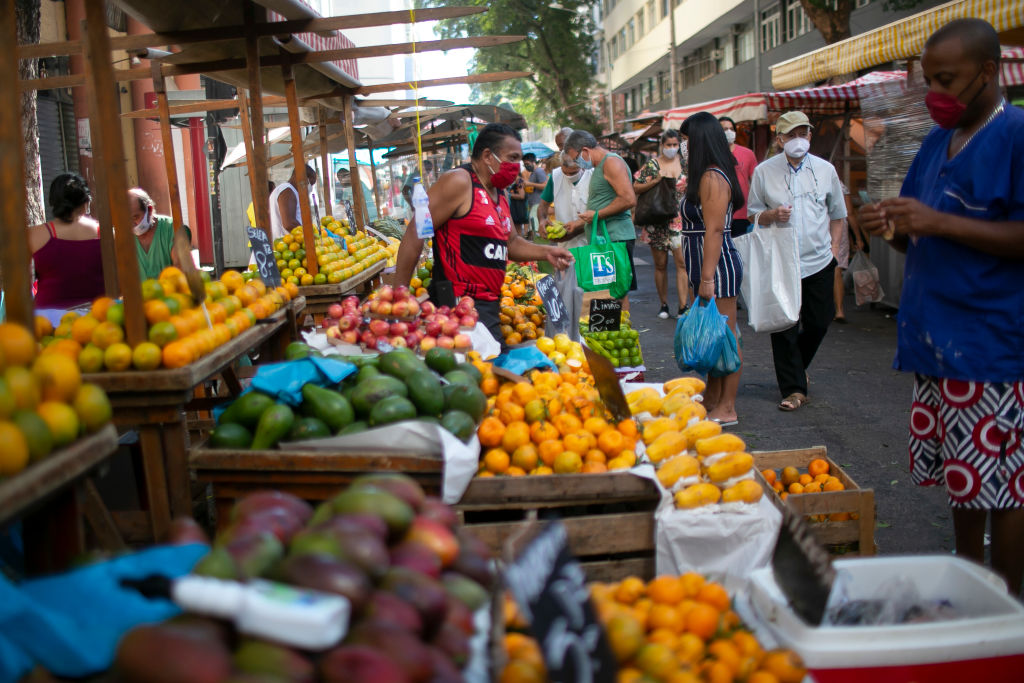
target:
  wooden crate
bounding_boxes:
[455,472,660,583]
[752,446,876,556]
[191,443,444,531]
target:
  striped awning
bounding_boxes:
[770,0,1024,89]
[662,93,768,128]
[1003,46,1024,84]
[766,71,908,111]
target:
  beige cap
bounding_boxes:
[776,111,813,135]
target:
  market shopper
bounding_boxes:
[747,111,846,412]
[833,184,866,323]
[336,167,377,223]
[678,113,745,426]
[269,164,317,241]
[392,123,574,345]
[28,173,105,311]
[719,117,758,236]
[561,129,638,309]
[859,18,1024,594]
[632,129,689,319]
[129,188,190,281]
[522,152,548,232]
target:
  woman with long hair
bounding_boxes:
[678,112,745,425]
[633,129,689,319]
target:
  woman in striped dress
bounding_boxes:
[678,112,746,426]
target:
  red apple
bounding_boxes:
[360,330,377,349]
[326,326,341,339]
[340,330,359,344]
[368,319,391,337]
[377,285,394,302]
[419,301,435,317]
[376,301,393,316]
[390,321,409,337]
[453,333,471,351]
[328,303,344,320]
[405,518,459,567]
[459,315,476,329]
[437,335,455,349]
[389,336,408,348]
[459,296,474,308]
[360,301,372,316]
[392,300,410,318]
[441,319,460,337]
[437,306,451,316]
[453,300,471,317]
[424,320,442,337]
[343,295,360,309]
[406,300,420,317]
[405,331,422,348]
[338,314,358,331]
[419,336,437,352]
[394,285,411,301]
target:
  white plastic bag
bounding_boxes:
[733,217,801,333]
[849,251,884,306]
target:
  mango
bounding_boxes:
[721,479,764,504]
[674,482,722,509]
[646,431,687,463]
[681,419,722,448]
[704,452,754,483]
[642,416,680,446]
[319,645,409,683]
[694,433,746,458]
[115,624,232,683]
[656,454,700,489]
[233,639,314,681]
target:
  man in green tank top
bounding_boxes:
[561,130,638,308]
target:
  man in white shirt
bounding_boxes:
[269,164,317,240]
[747,111,846,411]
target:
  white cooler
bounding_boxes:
[742,555,1024,683]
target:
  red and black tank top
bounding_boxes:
[432,164,513,301]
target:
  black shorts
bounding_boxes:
[475,299,507,352]
[622,238,638,292]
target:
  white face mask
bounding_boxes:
[662,146,679,159]
[724,129,737,145]
[132,209,152,236]
[564,170,581,183]
[784,137,811,159]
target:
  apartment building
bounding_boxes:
[595,0,946,125]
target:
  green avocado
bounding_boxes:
[219,391,275,430]
[288,416,331,441]
[378,348,427,380]
[443,384,487,422]
[209,422,253,449]
[368,395,418,427]
[250,404,295,450]
[405,369,444,416]
[443,369,475,388]
[300,383,355,431]
[440,410,476,443]
[424,347,457,375]
[351,375,408,417]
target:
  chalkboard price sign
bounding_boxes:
[248,226,282,288]
[588,298,622,333]
[535,275,569,334]
[505,521,617,683]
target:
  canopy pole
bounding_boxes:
[0,5,33,327]
[83,0,146,347]
[152,64,184,231]
[317,105,332,219]
[237,90,263,232]
[244,1,271,238]
[281,49,317,276]
[342,95,367,230]
[368,143,382,220]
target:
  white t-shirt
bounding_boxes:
[269,182,301,241]
[551,167,593,248]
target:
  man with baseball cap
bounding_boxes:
[747,111,847,412]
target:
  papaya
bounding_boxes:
[626,387,661,415]
[663,376,706,395]
[680,419,722,448]
[440,410,476,443]
[642,417,679,446]
[424,347,457,375]
[351,376,408,417]
[721,479,764,504]
[694,433,746,459]
[656,454,700,489]
[210,422,253,449]
[660,392,694,418]
[378,349,426,380]
[301,383,355,431]
[675,401,707,428]
[288,416,331,442]
[444,384,487,422]
[219,391,274,429]
[368,395,418,426]
[704,452,754,483]
[674,482,721,509]
[406,369,444,416]
[251,403,295,450]
[646,431,687,464]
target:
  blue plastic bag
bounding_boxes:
[674,297,735,376]
[710,324,741,377]
[492,346,556,375]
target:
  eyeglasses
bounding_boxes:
[785,163,821,202]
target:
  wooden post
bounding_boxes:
[317,106,332,219]
[0,5,33,327]
[244,1,271,238]
[237,90,262,231]
[83,0,146,346]
[342,95,366,230]
[281,50,317,276]
[152,63,184,230]
[368,143,382,220]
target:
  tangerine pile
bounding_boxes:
[274,223,392,287]
[0,322,112,478]
[40,266,295,372]
[762,459,857,522]
[499,265,546,345]
[592,573,807,683]
[476,369,639,476]
[409,257,433,298]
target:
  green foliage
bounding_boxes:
[882,0,931,10]
[419,0,599,130]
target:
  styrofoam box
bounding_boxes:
[745,555,1024,683]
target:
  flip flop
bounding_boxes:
[779,393,809,412]
[833,316,848,324]
[711,418,739,427]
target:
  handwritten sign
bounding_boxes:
[248,227,281,288]
[505,522,616,683]
[588,298,622,333]
[536,275,569,335]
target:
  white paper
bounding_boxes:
[468,321,501,360]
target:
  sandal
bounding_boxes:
[779,393,809,412]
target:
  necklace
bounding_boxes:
[951,99,1005,158]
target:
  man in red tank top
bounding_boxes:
[394,123,575,346]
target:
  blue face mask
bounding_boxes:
[575,151,593,171]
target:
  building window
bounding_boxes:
[661,0,669,19]
[610,36,617,60]
[647,1,655,27]
[637,10,645,37]
[785,0,810,41]
[716,34,735,72]
[628,18,636,46]
[736,22,755,63]
[761,4,781,52]
[619,28,627,53]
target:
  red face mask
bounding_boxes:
[486,153,521,190]
[924,69,983,129]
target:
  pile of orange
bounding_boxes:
[761,459,857,522]
[40,266,296,372]
[276,224,392,287]
[0,322,112,478]
[499,266,546,345]
[591,573,807,683]
[476,369,638,477]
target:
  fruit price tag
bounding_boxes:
[248,227,282,288]
[505,521,617,683]
[588,298,622,333]
[535,275,569,334]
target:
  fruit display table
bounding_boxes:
[0,424,119,571]
[297,260,386,327]
[84,298,304,543]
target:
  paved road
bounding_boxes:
[626,248,953,556]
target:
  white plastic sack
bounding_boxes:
[733,221,801,333]
[849,251,884,306]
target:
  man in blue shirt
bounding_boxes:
[861,18,1024,594]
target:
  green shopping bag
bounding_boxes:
[570,214,632,299]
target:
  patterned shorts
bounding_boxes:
[646,221,682,252]
[909,374,1024,509]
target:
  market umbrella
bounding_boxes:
[520,141,556,159]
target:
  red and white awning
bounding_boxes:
[1002,46,1024,86]
[662,93,768,128]
[766,71,907,111]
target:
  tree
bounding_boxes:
[798,0,853,45]
[17,0,44,226]
[422,0,599,130]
